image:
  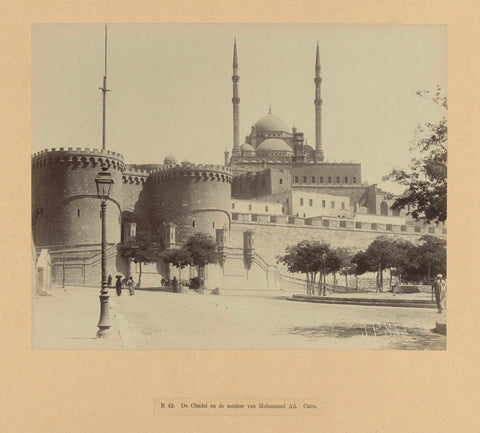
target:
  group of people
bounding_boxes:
[106,274,205,296]
[161,277,190,288]
[107,274,135,296]
[159,276,206,293]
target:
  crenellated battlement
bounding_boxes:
[149,163,233,183]
[123,167,151,175]
[234,159,360,165]
[32,147,125,170]
[231,212,447,238]
[151,163,232,174]
[122,167,150,184]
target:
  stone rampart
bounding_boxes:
[121,168,150,218]
[149,164,232,244]
[230,214,446,266]
[32,148,124,247]
[32,147,125,165]
[150,163,232,175]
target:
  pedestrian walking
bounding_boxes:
[115,275,122,297]
[172,276,178,293]
[107,274,112,288]
[127,277,135,296]
[432,274,446,313]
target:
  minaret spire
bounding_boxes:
[233,37,238,71]
[100,24,110,151]
[314,41,324,162]
[232,38,241,156]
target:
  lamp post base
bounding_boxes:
[97,293,111,338]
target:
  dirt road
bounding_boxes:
[116,289,446,350]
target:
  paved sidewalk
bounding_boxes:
[290,291,438,308]
[32,286,125,350]
[286,288,435,300]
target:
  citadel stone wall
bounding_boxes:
[121,168,151,231]
[149,164,232,244]
[230,215,446,266]
[32,148,124,247]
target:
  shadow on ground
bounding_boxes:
[131,286,174,293]
[280,323,446,350]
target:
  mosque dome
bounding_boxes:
[240,143,255,153]
[304,144,314,153]
[164,154,177,165]
[256,138,293,153]
[254,112,289,134]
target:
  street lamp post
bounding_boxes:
[95,165,114,338]
[321,252,327,296]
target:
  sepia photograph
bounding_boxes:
[31,23,447,350]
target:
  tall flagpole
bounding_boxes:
[96,23,113,338]
[100,24,110,151]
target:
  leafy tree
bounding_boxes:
[162,248,191,281]
[278,240,330,295]
[184,232,218,267]
[351,250,376,292]
[117,232,162,288]
[415,235,446,281]
[348,263,359,291]
[383,86,447,224]
[278,241,315,294]
[277,241,306,291]
[400,235,446,283]
[324,249,342,295]
[353,235,446,286]
[351,250,373,276]
[160,233,219,289]
[335,247,356,291]
[359,236,404,292]
[389,238,415,288]
[183,233,218,285]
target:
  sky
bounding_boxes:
[32,24,446,192]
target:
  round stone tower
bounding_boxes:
[32,147,124,247]
[149,163,232,245]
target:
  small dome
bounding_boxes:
[304,144,314,153]
[240,143,255,152]
[164,154,177,165]
[254,112,289,134]
[256,138,293,153]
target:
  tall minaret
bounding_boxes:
[314,41,324,162]
[232,39,241,156]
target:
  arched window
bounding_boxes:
[380,201,389,216]
[192,220,196,228]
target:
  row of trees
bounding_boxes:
[352,235,446,292]
[117,232,218,288]
[277,241,355,296]
[278,235,446,295]
[120,231,445,293]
